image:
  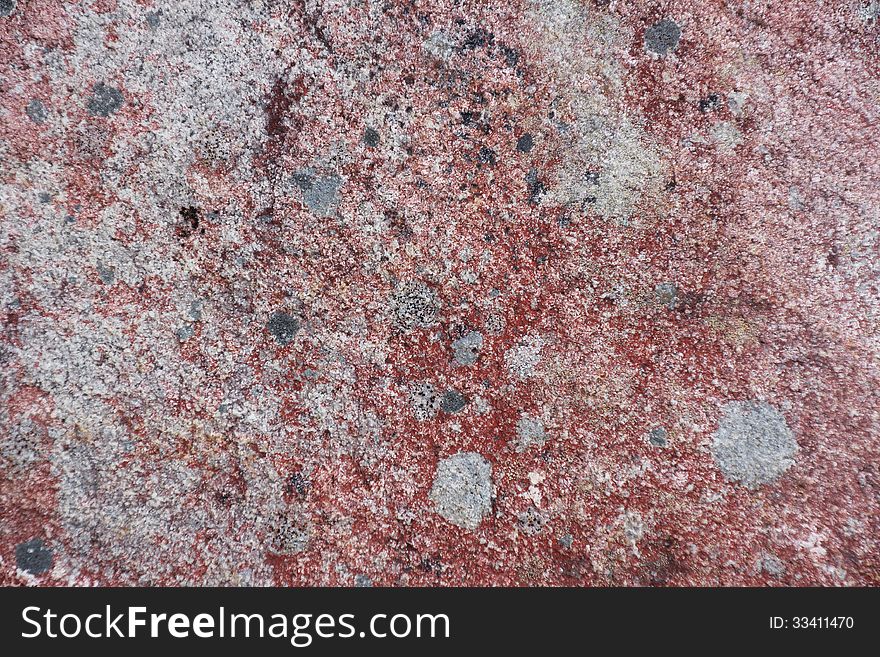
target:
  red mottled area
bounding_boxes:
[1,1,878,586]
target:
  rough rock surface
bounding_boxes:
[1,1,878,585]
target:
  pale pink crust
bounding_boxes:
[1,1,877,586]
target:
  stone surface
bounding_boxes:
[1,1,878,586]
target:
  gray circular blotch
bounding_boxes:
[429,452,492,530]
[645,18,681,56]
[514,414,546,452]
[711,401,797,488]
[363,127,379,147]
[452,330,483,366]
[26,99,47,124]
[87,83,124,117]
[391,281,440,330]
[267,311,300,345]
[648,426,668,447]
[0,0,15,17]
[516,133,533,153]
[15,538,53,575]
[654,282,679,308]
[440,389,467,414]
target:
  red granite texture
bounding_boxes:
[1,0,878,585]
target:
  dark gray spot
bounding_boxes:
[187,300,204,322]
[584,170,600,185]
[38,192,52,204]
[559,533,574,549]
[291,172,313,191]
[354,574,372,587]
[654,282,678,309]
[516,133,533,153]
[525,168,545,204]
[364,127,379,147]
[176,324,194,342]
[145,10,161,28]
[15,538,52,575]
[26,99,47,124]
[440,389,468,414]
[500,44,520,67]
[699,93,721,113]
[288,472,310,498]
[87,83,124,117]
[645,18,681,56]
[267,311,300,345]
[478,146,497,165]
[0,0,14,17]
[96,259,115,285]
[648,426,668,447]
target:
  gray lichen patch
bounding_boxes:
[267,311,300,345]
[268,515,312,555]
[26,99,47,124]
[645,19,681,56]
[514,414,546,452]
[711,401,798,488]
[391,281,440,330]
[654,282,679,309]
[517,505,547,536]
[647,426,668,447]
[451,330,483,366]
[87,82,124,117]
[504,335,544,379]
[429,452,492,530]
[292,171,343,217]
[15,538,53,575]
[410,382,440,421]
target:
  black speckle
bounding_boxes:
[460,111,476,126]
[25,99,47,124]
[699,93,720,113]
[291,172,314,191]
[86,82,124,117]
[499,44,520,67]
[440,389,468,413]
[645,19,681,56]
[525,168,545,204]
[463,27,494,50]
[287,472,310,499]
[176,206,201,238]
[478,146,497,165]
[268,311,300,345]
[15,538,52,575]
[364,127,380,147]
[516,133,533,153]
